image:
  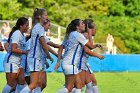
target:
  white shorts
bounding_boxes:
[27,57,42,72]
[62,65,79,75]
[78,61,89,72]
[4,63,20,73]
[24,72,30,77]
[20,59,30,77]
[41,57,49,72]
[86,63,93,74]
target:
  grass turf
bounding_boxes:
[0,72,140,93]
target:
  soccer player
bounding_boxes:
[39,19,60,91]
[2,17,29,93]
[55,19,95,93]
[20,8,53,93]
[77,19,104,93]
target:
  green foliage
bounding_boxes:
[0,0,140,53]
[0,0,21,20]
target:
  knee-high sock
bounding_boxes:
[57,87,68,93]
[15,84,27,93]
[81,86,84,92]
[71,87,84,93]
[2,84,12,93]
[93,86,100,93]
[20,86,31,93]
[85,82,93,93]
[74,88,81,93]
[34,87,41,93]
[70,88,76,93]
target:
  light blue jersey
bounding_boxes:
[27,23,45,71]
[27,23,45,60]
[62,31,88,66]
[3,30,26,73]
[4,30,26,64]
[20,39,31,74]
[78,37,94,73]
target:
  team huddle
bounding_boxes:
[2,8,104,93]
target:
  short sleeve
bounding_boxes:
[11,31,21,44]
[44,36,50,43]
[74,32,88,46]
[39,28,45,38]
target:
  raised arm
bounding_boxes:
[84,46,104,60]
[47,41,60,48]
[84,29,94,48]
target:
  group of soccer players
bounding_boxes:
[2,8,104,93]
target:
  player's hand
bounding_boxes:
[54,62,60,71]
[87,28,92,36]
[96,44,103,49]
[0,46,4,51]
[45,62,50,69]
[98,55,104,60]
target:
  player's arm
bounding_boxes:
[47,41,60,48]
[11,43,27,54]
[0,42,4,51]
[11,32,27,54]
[84,46,104,60]
[54,44,64,70]
[84,28,94,49]
[40,36,53,62]
[47,45,58,57]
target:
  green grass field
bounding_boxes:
[0,72,140,93]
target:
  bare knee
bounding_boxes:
[29,80,39,89]
[41,83,47,91]
[18,77,26,84]
[92,78,97,85]
[75,79,82,89]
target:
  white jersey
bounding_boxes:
[21,39,31,60]
[62,31,88,66]
[78,46,89,70]
[20,39,31,73]
[27,23,45,72]
[27,23,45,60]
[78,37,94,73]
[3,30,26,73]
[4,30,26,64]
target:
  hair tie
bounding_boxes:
[35,8,38,11]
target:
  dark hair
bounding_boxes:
[7,17,28,43]
[32,8,46,26]
[83,19,95,32]
[26,30,31,42]
[65,19,81,39]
